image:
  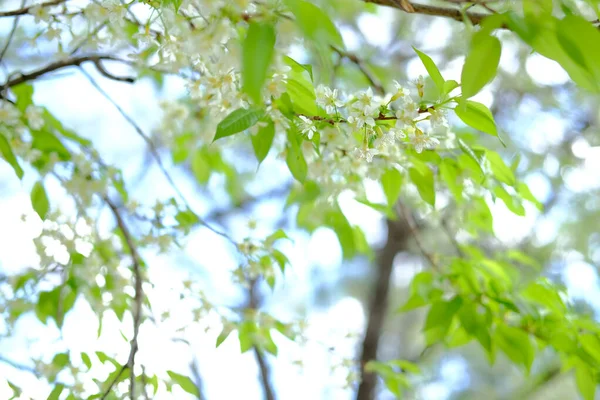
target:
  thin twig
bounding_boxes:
[0,0,26,64]
[78,67,238,247]
[0,355,40,376]
[0,0,66,18]
[396,203,439,270]
[248,280,276,400]
[331,47,385,95]
[2,54,132,89]
[104,196,144,400]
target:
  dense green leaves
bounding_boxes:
[242,22,276,104]
[31,181,50,220]
[495,325,534,372]
[0,134,24,179]
[454,100,498,136]
[167,371,200,396]
[461,33,501,98]
[213,108,265,142]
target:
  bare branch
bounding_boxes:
[0,0,26,64]
[364,0,495,25]
[78,68,238,247]
[2,55,132,89]
[356,216,412,400]
[103,196,144,400]
[0,0,66,18]
[331,47,385,94]
[248,280,276,400]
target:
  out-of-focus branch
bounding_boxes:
[78,68,237,247]
[0,0,26,64]
[364,0,497,26]
[249,280,276,400]
[356,215,412,400]
[2,55,133,89]
[103,197,144,400]
[0,355,40,376]
[189,357,207,400]
[0,0,66,18]
[331,47,385,94]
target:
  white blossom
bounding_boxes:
[25,106,45,130]
[353,147,379,163]
[395,99,419,127]
[0,102,21,126]
[298,116,317,139]
[316,85,344,114]
[408,129,440,153]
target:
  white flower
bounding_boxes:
[298,116,317,139]
[45,26,62,41]
[347,112,376,130]
[408,130,440,153]
[316,85,344,114]
[392,80,410,100]
[0,102,21,126]
[414,75,425,97]
[266,69,290,98]
[29,5,52,23]
[101,0,127,26]
[429,107,448,129]
[387,127,406,143]
[351,87,377,115]
[353,147,379,163]
[25,106,45,130]
[395,99,419,127]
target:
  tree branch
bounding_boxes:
[2,55,132,89]
[364,0,493,25]
[104,196,144,400]
[332,47,385,94]
[356,216,412,400]
[0,0,66,18]
[0,0,26,64]
[249,280,277,400]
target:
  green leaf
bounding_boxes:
[575,362,596,400]
[521,280,566,314]
[461,33,501,98]
[413,47,445,93]
[81,352,92,370]
[31,130,71,162]
[286,77,318,115]
[424,296,463,343]
[409,165,435,206]
[46,384,64,400]
[264,229,289,247]
[216,326,233,347]
[355,198,396,220]
[191,149,211,184]
[517,182,543,211]
[12,83,34,112]
[242,22,276,104]
[251,120,275,165]
[238,321,256,353]
[213,108,265,142]
[439,159,463,201]
[285,130,307,182]
[486,151,515,185]
[0,134,24,179]
[495,325,534,372]
[325,206,356,260]
[556,16,600,88]
[272,249,290,272]
[285,0,344,49]
[443,80,459,95]
[455,100,498,136]
[381,167,403,207]
[31,181,50,220]
[167,371,200,396]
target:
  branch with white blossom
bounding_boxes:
[0,0,67,18]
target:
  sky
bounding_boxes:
[1,3,600,400]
